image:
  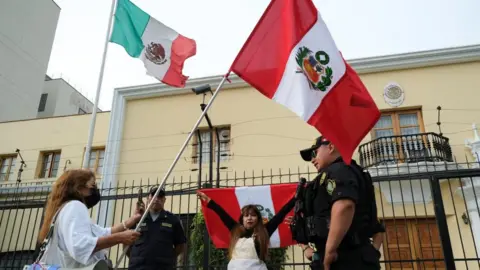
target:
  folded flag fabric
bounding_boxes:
[229,0,380,164]
[110,0,196,88]
[200,184,296,249]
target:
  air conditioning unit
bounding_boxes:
[219,129,230,139]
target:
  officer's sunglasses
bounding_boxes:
[311,142,330,159]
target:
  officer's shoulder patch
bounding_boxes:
[326,179,336,195]
[319,172,327,185]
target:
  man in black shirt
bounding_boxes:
[297,136,384,270]
[127,187,186,270]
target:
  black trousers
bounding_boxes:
[310,243,381,270]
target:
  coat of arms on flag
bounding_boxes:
[229,0,380,164]
[295,47,333,92]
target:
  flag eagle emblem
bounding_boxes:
[145,42,167,65]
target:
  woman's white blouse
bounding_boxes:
[43,200,111,267]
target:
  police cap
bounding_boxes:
[300,136,331,162]
[149,186,166,198]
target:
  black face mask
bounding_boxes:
[85,187,101,209]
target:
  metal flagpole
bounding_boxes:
[113,76,229,269]
[82,0,117,168]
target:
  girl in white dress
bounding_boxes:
[197,191,295,270]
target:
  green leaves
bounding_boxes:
[189,211,227,269]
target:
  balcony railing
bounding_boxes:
[358,132,453,168]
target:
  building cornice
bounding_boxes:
[349,44,480,74]
[115,44,480,97]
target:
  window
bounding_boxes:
[0,155,17,181]
[39,151,61,178]
[87,148,105,175]
[38,93,48,112]
[371,109,425,162]
[192,126,231,164]
[372,110,424,139]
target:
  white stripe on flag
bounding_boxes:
[272,13,346,121]
[140,17,178,80]
[235,185,281,248]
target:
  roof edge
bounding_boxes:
[115,44,480,97]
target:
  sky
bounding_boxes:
[47,0,480,111]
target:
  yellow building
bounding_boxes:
[1,44,480,269]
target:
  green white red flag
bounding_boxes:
[110,0,196,88]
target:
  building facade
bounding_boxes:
[0,0,60,122]
[38,76,98,118]
[1,45,480,269]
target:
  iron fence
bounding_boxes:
[1,161,480,269]
[358,132,453,168]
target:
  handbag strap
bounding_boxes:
[34,202,69,263]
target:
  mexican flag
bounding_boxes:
[229,0,380,164]
[110,0,196,88]
[200,184,296,249]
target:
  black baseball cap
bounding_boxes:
[300,136,331,161]
[149,186,166,197]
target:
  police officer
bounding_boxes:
[126,187,187,270]
[295,136,384,270]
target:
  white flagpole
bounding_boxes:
[82,0,117,168]
[113,75,229,269]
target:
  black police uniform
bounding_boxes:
[298,137,383,270]
[128,190,187,270]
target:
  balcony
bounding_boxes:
[359,132,453,168]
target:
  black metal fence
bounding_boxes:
[1,161,480,269]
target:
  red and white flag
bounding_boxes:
[229,0,380,164]
[200,184,296,249]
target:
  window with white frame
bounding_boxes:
[192,126,230,164]
[87,148,105,175]
[39,151,61,178]
[0,155,17,181]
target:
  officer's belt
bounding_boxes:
[307,216,370,249]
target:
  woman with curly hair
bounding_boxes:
[197,191,295,270]
[36,169,141,267]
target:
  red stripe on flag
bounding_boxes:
[229,0,317,98]
[307,60,381,164]
[270,184,297,247]
[201,187,241,249]
[162,34,197,88]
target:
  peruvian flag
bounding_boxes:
[200,184,296,249]
[229,0,380,164]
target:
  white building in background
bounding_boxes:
[38,76,99,118]
[0,0,97,122]
[0,0,60,122]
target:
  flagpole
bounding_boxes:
[82,0,117,168]
[113,75,229,269]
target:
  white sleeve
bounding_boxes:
[57,201,101,265]
[91,223,111,237]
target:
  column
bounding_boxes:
[464,123,480,252]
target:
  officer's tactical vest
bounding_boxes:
[290,161,379,244]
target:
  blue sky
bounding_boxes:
[47,0,480,110]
